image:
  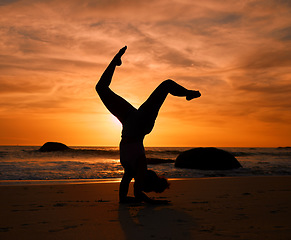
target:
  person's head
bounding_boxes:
[143,170,170,193]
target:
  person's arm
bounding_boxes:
[133,185,154,203]
[134,183,170,204]
[119,171,134,203]
[135,158,170,204]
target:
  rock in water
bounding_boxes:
[175,147,242,170]
[39,142,71,152]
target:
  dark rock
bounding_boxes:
[175,147,242,170]
[39,142,71,152]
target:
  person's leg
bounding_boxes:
[97,46,127,88]
[137,79,200,132]
[96,46,136,124]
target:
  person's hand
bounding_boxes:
[119,196,141,204]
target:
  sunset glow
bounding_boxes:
[0,0,290,147]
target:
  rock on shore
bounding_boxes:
[175,147,242,170]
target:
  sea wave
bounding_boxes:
[1,146,290,159]
[230,151,291,157]
[0,146,290,182]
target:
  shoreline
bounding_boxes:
[1,176,291,239]
[0,175,290,186]
[0,178,122,186]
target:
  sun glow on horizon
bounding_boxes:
[110,115,122,129]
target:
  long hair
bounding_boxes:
[143,170,170,193]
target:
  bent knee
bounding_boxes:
[162,79,175,85]
[160,79,176,89]
[95,81,106,94]
[162,79,177,87]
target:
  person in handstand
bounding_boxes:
[96,46,201,204]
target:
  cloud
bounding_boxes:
[237,49,291,70]
[271,26,291,41]
[0,54,100,75]
[0,78,53,94]
[0,0,19,6]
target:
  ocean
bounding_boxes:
[0,146,290,185]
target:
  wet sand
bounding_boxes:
[1,176,290,240]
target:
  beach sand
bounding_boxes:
[0,176,290,240]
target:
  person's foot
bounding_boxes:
[186,90,201,100]
[114,46,127,66]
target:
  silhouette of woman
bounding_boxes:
[96,46,201,204]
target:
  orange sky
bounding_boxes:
[0,0,290,147]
